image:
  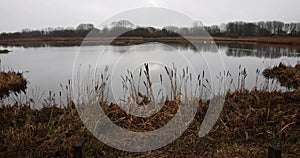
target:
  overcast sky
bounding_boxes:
[0,0,299,33]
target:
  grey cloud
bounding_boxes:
[0,0,299,32]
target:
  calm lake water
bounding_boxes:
[1,43,300,107]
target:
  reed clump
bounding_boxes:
[0,64,299,157]
[263,62,300,89]
[0,71,27,99]
[0,49,10,54]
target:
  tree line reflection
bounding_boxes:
[223,43,300,58]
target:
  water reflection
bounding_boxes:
[222,43,300,58]
[107,42,218,54]
[0,42,299,107]
[106,42,300,58]
[2,42,299,59]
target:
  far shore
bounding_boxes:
[1,36,300,47]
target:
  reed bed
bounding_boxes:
[263,62,300,89]
[0,63,299,157]
[0,71,27,99]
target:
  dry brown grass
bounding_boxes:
[0,64,299,157]
[0,88,299,157]
[263,63,300,89]
[0,71,27,99]
[211,36,300,45]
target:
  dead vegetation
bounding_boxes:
[0,71,27,99]
[263,63,300,89]
[0,64,299,157]
[0,89,299,157]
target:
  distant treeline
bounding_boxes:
[168,21,300,37]
[1,20,300,39]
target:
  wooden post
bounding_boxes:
[74,140,85,158]
[268,146,281,158]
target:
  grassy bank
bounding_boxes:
[212,36,300,45]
